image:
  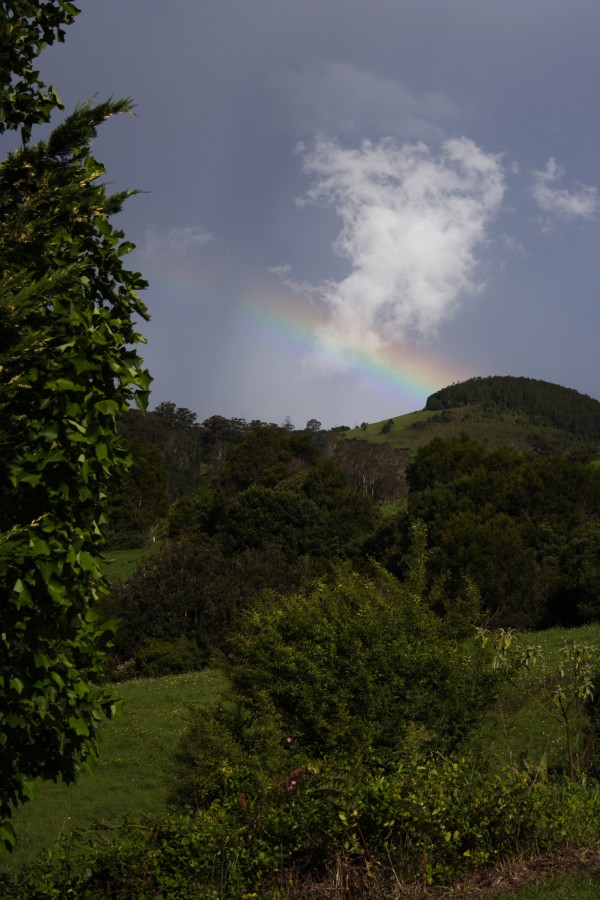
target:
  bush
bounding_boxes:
[221,559,500,763]
[137,636,205,678]
[4,760,600,897]
[169,694,290,811]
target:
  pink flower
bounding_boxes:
[286,737,293,744]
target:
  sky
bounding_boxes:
[30,0,600,428]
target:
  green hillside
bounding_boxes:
[344,376,600,455]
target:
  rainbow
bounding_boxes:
[139,251,472,414]
[243,278,471,410]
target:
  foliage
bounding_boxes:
[319,434,410,503]
[108,537,227,667]
[0,8,149,850]
[1,638,600,894]
[169,695,290,811]
[108,422,388,674]
[106,438,169,546]
[153,401,198,430]
[117,405,207,501]
[426,375,600,442]
[0,1,81,143]
[2,756,600,897]
[107,536,318,674]
[137,636,205,678]
[376,435,600,628]
[221,552,500,763]
[218,484,330,560]
[304,418,322,432]
[484,630,600,777]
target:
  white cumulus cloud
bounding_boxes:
[295,136,505,355]
[142,224,213,260]
[531,158,599,224]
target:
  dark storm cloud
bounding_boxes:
[28,0,600,425]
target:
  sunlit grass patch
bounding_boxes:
[0,669,229,874]
[101,545,158,581]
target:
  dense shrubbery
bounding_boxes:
[166,541,502,816]
[105,536,320,674]
[218,561,497,763]
[369,434,600,629]
[3,759,599,897]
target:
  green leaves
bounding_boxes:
[484,630,600,777]
[0,2,82,142]
[225,558,500,762]
[0,24,149,848]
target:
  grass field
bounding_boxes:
[1,625,599,895]
[343,404,582,454]
[101,545,158,581]
[495,872,600,899]
[0,669,229,876]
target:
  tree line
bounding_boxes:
[427,375,600,441]
[103,407,600,677]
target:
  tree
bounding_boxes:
[0,4,149,848]
[218,484,329,560]
[153,401,198,430]
[106,439,169,547]
[0,1,80,143]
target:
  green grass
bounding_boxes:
[379,498,407,519]
[0,669,229,875]
[101,545,157,581]
[343,404,586,454]
[468,623,600,772]
[492,871,600,899]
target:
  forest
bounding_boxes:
[103,382,600,681]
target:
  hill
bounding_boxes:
[343,376,600,455]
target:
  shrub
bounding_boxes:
[4,760,600,897]
[137,636,205,678]
[169,694,290,811]
[221,559,500,763]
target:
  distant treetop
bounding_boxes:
[426,376,600,441]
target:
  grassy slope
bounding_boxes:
[0,669,229,875]
[343,404,588,454]
[101,546,158,581]
[493,871,600,899]
[496,868,600,900]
